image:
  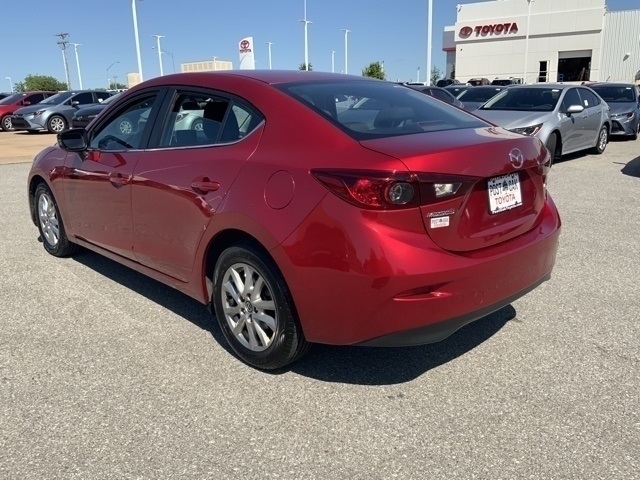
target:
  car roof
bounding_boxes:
[588,82,636,88]
[143,70,378,87]
[506,84,580,90]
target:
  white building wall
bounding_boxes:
[600,10,640,83]
[448,0,607,83]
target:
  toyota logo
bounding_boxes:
[460,26,473,37]
[241,40,250,49]
[509,148,524,169]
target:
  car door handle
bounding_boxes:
[191,180,220,193]
[109,172,131,187]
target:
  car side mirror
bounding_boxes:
[71,101,80,106]
[58,128,88,151]
[566,105,584,115]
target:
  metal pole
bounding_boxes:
[152,35,165,76]
[427,0,433,85]
[524,0,533,84]
[343,29,350,74]
[107,61,119,90]
[266,42,273,69]
[55,33,71,90]
[5,77,12,92]
[299,1,311,70]
[331,50,335,73]
[71,43,83,89]
[132,0,144,81]
[417,67,420,83]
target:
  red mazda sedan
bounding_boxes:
[28,71,560,369]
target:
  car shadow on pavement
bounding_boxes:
[289,305,516,385]
[72,249,215,332]
[72,249,516,384]
[621,156,640,178]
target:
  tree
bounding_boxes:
[362,62,386,80]
[450,64,456,80]
[112,83,127,90]
[298,63,313,71]
[14,74,67,93]
[430,66,442,86]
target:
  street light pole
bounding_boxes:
[5,76,12,92]
[427,0,433,85]
[523,0,534,84]
[331,50,335,73]
[299,0,312,70]
[342,29,350,74]
[266,42,273,69]
[417,66,421,83]
[70,43,83,89]
[151,35,165,76]
[132,0,144,81]
[107,61,119,90]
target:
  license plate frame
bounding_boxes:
[487,172,522,214]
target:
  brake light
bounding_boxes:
[311,169,478,210]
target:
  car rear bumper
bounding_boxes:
[275,194,561,346]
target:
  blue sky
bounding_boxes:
[1,0,638,90]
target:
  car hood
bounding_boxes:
[473,109,553,129]
[607,102,637,115]
[13,104,54,115]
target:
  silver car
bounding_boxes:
[474,84,611,164]
[589,83,640,140]
[11,90,112,134]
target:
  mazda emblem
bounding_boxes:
[509,148,524,169]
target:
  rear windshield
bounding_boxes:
[0,93,24,105]
[590,86,636,103]
[480,88,561,112]
[458,87,504,103]
[280,81,486,140]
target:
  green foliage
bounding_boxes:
[298,63,313,71]
[362,62,386,80]
[430,66,442,86]
[14,74,67,93]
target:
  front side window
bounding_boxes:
[72,92,94,105]
[25,93,45,105]
[89,94,158,150]
[39,92,74,105]
[560,89,582,112]
[578,89,600,108]
[95,91,112,103]
[481,88,561,112]
[282,81,486,139]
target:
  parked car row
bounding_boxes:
[0,90,114,134]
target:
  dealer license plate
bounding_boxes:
[487,172,522,214]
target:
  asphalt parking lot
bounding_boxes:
[0,132,638,479]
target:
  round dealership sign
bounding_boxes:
[460,26,473,37]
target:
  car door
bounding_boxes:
[557,88,587,153]
[577,88,603,147]
[63,91,164,259]
[131,89,264,281]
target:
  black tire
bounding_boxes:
[0,114,12,131]
[592,125,608,154]
[545,132,560,166]
[630,123,638,141]
[47,115,68,134]
[34,183,78,257]
[212,244,310,369]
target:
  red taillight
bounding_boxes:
[311,169,479,210]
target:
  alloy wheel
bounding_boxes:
[221,262,278,352]
[2,116,12,131]
[38,192,60,247]
[50,117,66,133]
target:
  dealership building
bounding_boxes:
[442,0,640,84]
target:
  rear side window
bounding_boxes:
[159,92,263,148]
[96,91,112,103]
[282,81,485,139]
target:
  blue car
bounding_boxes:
[589,83,640,140]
